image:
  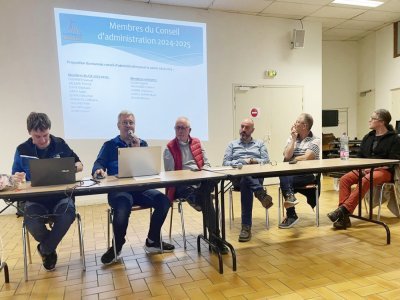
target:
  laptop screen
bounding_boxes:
[118,146,161,178]
[29,157,76,187]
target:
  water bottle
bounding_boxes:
[340,133,349,160]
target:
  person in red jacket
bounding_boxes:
[164,116,228,254]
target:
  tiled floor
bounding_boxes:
[1,177,400,299]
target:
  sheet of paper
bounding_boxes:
[202,166,233,171]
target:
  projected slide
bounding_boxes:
[54,8,207,140]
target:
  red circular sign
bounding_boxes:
[250,108,258,117]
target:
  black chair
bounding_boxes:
[227,183,270,229]
[278,173,321,226]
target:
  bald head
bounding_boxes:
[239,118,255,142]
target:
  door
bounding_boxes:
[234,85,303,184]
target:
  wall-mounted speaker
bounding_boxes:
[291,29,305,49]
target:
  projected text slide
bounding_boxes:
[54,9,207,140]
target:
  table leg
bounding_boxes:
[349,167,391,244]
[0,260,10,283]
[197,180,222,273]
[197,180,237,273]
[0,201,13,215]
[219,180,236,271]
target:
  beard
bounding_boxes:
[240,132,251,140]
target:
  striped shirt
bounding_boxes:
[223,139,269,166]
[285,131,321,160]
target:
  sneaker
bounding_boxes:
[279,215,299,229]
[333,214,352,230]
[238,224,252,242]
[283,193,299,208]
[101,247,120,264]
[37,244,57,271]
[327,206,348,223]
[254,189,273,209]
[144,239,175,254]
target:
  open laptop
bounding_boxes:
[29,157,76,187]
[117,146,161,178]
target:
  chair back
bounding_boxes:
[293,173,321,208]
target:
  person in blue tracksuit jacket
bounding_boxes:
[12,112,83,271]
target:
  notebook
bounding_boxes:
[117,146,161,178]
[29,157,76,187]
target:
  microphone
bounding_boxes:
[127,130,139,146]
[232,163,243,169]
[128,130,135,139]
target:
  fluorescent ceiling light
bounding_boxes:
[332,0,384,7]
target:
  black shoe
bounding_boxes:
[238,224,252,242]
[279,215,299,229]
[144,239,175,254]
[212,239,229,255]
[254,189,273,209]
[101,247,120,264]
[216,240,229,255]
[333,214,352,230]
[37,244,57,271]
[283,193,299,208]
[327,206,348,223]
[187,199,202,212]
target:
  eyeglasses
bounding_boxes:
[121,121,135,126]
[369,117,381,121]
[174,126,189,131]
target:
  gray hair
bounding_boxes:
[175,116,191,128]
[300,113,314,130]
[118,110,134,123]
[375,109,394,131]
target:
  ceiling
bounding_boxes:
[129,0,400,41]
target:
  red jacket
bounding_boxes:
[166,136,204,201]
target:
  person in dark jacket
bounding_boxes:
[12,112,83,271]
[327,109,400,229]
[93,110,174,264]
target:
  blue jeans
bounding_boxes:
[108,189,171,251]
[24,197,76,255]
[279,174,316,195]
[232,176,264,226]
[279,174,316,216]
[174,181,217,239]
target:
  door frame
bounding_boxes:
[232,84,304,139]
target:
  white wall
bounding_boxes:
[323,23,400,140]
[0,0,322,210]
[374,25,400,109]
[358,34,376,93]
[322,41,358,139]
